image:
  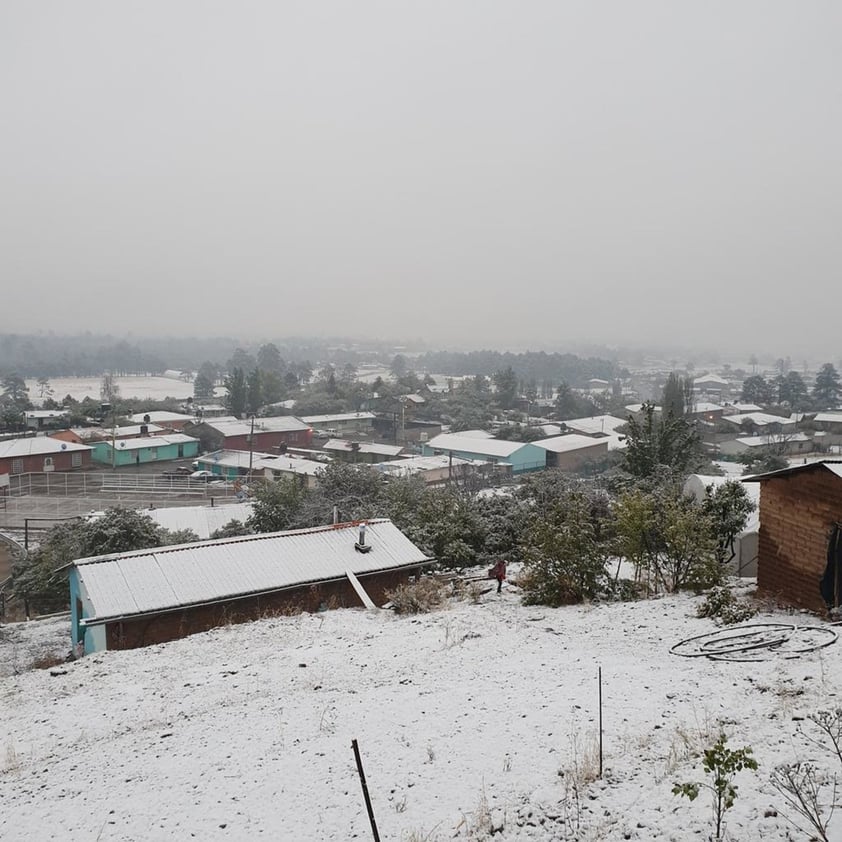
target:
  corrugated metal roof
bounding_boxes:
[129,411,194,424]
[0,437,91,458]
[425,433,529,458]
[562,415,627,435]
[99,434,198,451]
[146,503,255,539]
[323,439,403,457]
[300,412,376,425]
[75,519,429,623]
[533,434,608,453]
[742,460,842,482]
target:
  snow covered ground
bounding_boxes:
[26,376,226,405]
[2,587,841,841]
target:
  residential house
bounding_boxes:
[372,454,485,485]
[322,439,404,464]
[722,412,797,435]
[421,433,545,474]
[533,435,609,470]
[0,436,92,475]
[24,409,69,430]
[51,424,168,445]
[91,434,200,467]
[185,416,313,453]
[193,449,278,479]
[301,412,376,436]
[128,411,196,431]
[68,519,431,652]
[718,433,812,458]
[743,461,842,614]
[253,454,326,488]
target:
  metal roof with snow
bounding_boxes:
[562,415,627,436]
[0,437,91,458]
[145,503,255,539]
[98,434,199,451]
[323,439,403,457]
[742,460,842,483]
[72,519,430,625]
[424,433,531,458]
[300,412,376,425]
[129,411,195,424]
[533,434,609,453]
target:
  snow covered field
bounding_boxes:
[2,588,840,841]
[26,376,225,405]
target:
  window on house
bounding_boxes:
[71,452,82,467]
[43,457,54,469]
[11,459,23,474]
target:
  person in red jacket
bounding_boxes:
[493,559,507,594]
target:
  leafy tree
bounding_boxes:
[613,487,721,593]
[80,508,166,557]
[224,367,248,418]
[492,366,519,409]
[673,734,758,842]
[701,481,755,565]
[622,403,701,481]
[520,492,609,605]
[246,477,309,533]
[741,374,775,405]
[404,488,485,568]
[814,363,841,409]
[210,519,254,539]
[261,370,285,405]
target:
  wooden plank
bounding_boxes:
[346,569,377,609]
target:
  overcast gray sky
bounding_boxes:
[2,2,840,356]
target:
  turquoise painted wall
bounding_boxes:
[92,439,199,466]
[420,441,546,474]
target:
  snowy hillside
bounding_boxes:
[2,587,841,841]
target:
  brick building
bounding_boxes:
[67,519,431,653]
[0,436,93,475]
[743,461,842,614]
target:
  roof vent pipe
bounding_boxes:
[355,522,371,553]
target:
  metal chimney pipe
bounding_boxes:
[358,523,366,546]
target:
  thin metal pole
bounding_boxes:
[351,738,380,842]
[598,666,603,779]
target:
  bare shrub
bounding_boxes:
[387,577,449,614]
[770,762,836,842]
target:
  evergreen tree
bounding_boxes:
[813,363,841,408]
[492,367,519,409]
[740,375,774,405]
[224,367,248,417]
[246,368,264,415]
[662,372,691,418]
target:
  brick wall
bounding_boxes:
[757,469,842,614]
[104,565,422,651]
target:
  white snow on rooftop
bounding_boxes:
[533,434,609,453]
[0,437,91,458]
[74,519,429,624]
[146,503,255,539]
[425,433,533,458]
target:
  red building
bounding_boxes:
[0,436,93,475]
[186,416,312,453]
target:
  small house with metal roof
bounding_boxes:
[0,436,92,475]
[91,434,200,467]
[421,433,545,474]
[68,519,432,653]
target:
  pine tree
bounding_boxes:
[813,363,841,409]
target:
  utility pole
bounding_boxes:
[247,415,255,480]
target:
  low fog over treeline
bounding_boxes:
[0,333,623,387]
